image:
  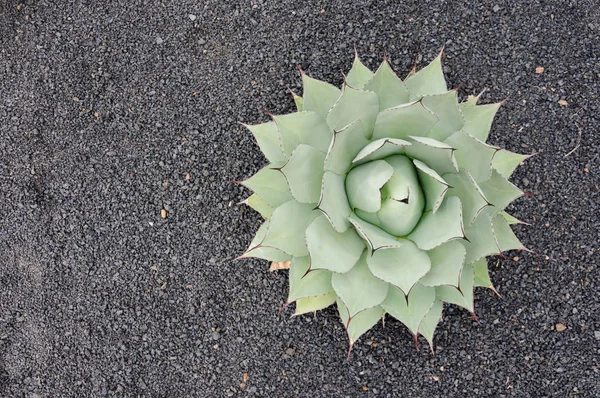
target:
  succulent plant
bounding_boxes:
[238,49,530,354]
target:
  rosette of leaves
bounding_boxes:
[238,50,530,353]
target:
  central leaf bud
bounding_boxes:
[345,155,425,237]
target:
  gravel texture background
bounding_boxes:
[1,0,599,396]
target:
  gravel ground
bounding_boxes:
[1,0,599,396]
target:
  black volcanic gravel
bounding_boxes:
[1,1,599,396]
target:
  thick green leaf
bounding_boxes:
[240,220,292,262]
[243,121,286,163]
[346,55,374,89]
[422,91,464,141]
[375,155,425,236]
[288,88,303,111]
[337,300,384,347]
[294,291,337,316]
[443,169,490,227]
[444,130,499,183]
[463,212,498,264]
[472,257,492,287]
[404,53,447,99]
[280,144,326,204]
[436,261,475,313]
[407,196,465,251]
[301,74,341,119]
[364,59,410,110]
[243,193,273,219]
[345,160,394,213]
[273,111,333,157]
[421,240,466,287]
[376,196,424,237]
[372,100,439,140]
[459,88,487,108]
[288,256,333,302]
[492,149,530,179]
[261,200,320,257]
[326,85,379,139]
[306,215,365,273]
[324,120,369,175]
[352,138,411,165]
[354,208,381,226]
[418,300,443,351]
[492,214,525,252]
[241,165,293,208]
[479,169,524,215]
[501,211,527,225]
[404,136,458,175]
[332,252,389,316]
[366,240,431,295]
[461,102,502,142]
[318,171,351,233]
[348,213,404,253]
[413,159,449,213]
[381,283,435,335]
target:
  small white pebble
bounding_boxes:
[189,14,197,21]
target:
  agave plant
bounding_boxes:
[238,49,530,353]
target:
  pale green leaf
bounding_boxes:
[444,131,498,183]
[492,214,525,252]
[381,283,435,335]
[241,165,293,208]
[301,74,341,119]
[479,169,524,215]
[294,291,337,316]
[243,193,273,219]
[332,252,389,316]
[501,211,527,225]
[364,59,410,110]
[288,88,303,111]
[461,102,502,142]
[492,149,530,179]
[472,257,492,287]
[404,136,458,175]
[436,261,475,313]
[324,120,369,174]
[352,138,411,165]
[273,111,333,157]
[444,130,499,183]
[407,196,465,251]
[421,240,466,287]
[337,300,384,346]
[418,300,444,351]
[306,215,365,273]
[443,169,490,227]
[375,155,425,236]
[372,100,438,140]
[261,200,321,257]
[422,90,464,141]
[317,171,351,233]
[459,88,487,108]
[326,85,379,139]
[413,159,450,213]
[280,144,326,204]
[376,196,424,237]
[242,121,286,163]
[288,256,333,302]
[463,212,498,264]
[346,55,374,89]
[366,240,431,295]
[404,54,447,99]
[348,213,404,253]
[345,160,394,213]
[240,220,292,262]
